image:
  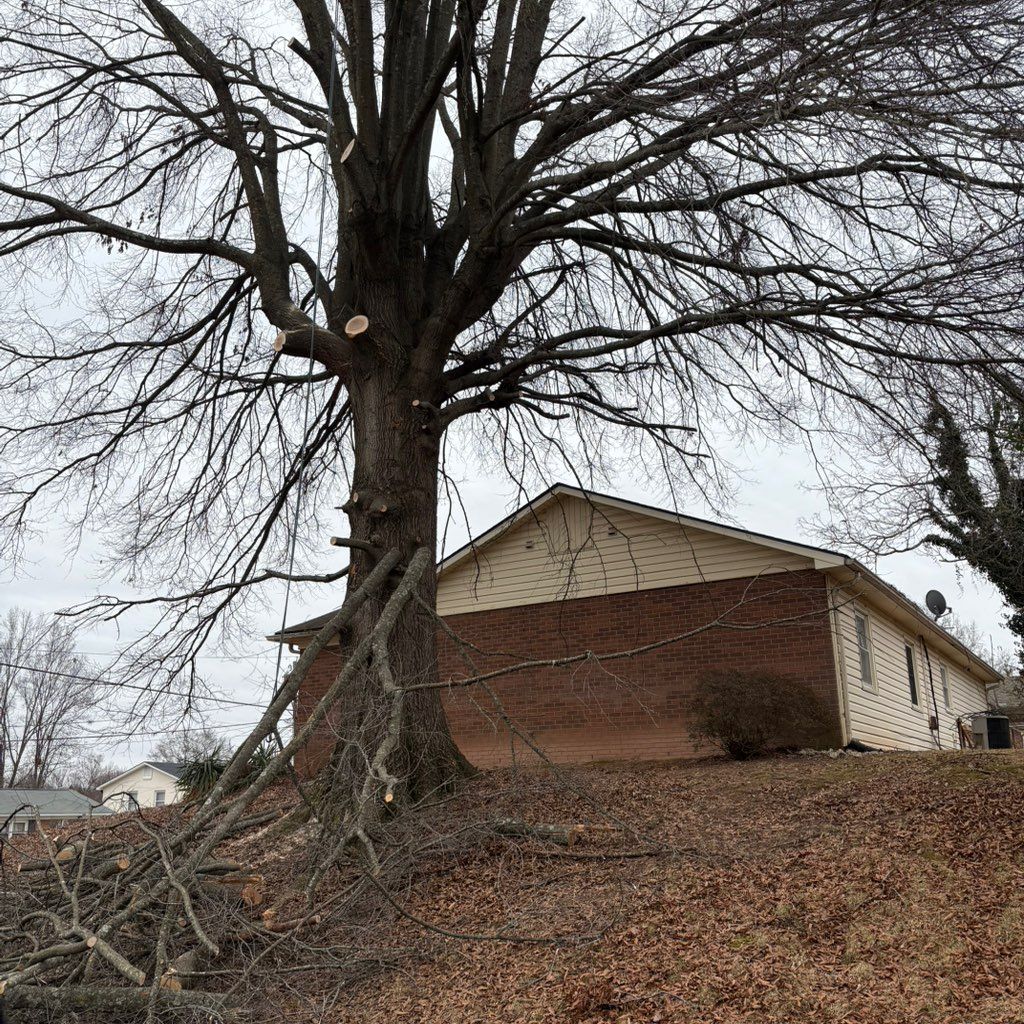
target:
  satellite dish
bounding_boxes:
[925,589,948,618]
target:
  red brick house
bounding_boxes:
[271,485,999,770]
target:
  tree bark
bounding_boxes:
[326,336,472,807]
[0,984,236,1019]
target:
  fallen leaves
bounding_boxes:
[316,751,1024,1024]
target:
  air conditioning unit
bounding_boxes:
[971,714,1012,750]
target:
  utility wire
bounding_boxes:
[0,720,266,744]
[0,660,269,709]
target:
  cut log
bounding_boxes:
[240,881,264,908]
[263,912,320,934]
[491,819,586,846]
[0,983,236,1020]
[19,851,131,876]
[195,859,243,876]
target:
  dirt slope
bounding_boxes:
[313,751,1024,1024]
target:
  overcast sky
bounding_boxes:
[0,428,1011,764]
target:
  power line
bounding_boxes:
[9,631,280,663]
[0,718,267,744]
[0,660,270,709]
[40,721,265,743]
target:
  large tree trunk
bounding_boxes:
[324,342,472,808]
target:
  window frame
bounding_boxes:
[154,790,166,807]
[939,663,951,710]
[904,640,920,708]
[853,609,876,692]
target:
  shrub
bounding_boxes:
[176,740,278,800]
[686,668,829,759]
[176,746,228,799]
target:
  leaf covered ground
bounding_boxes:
[307,751,1024,1024]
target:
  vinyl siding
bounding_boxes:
[438,494,814,615]
[833,591,989,750]
[101,766,181,811]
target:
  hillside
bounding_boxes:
[309,751,1024,1024]
[5,751,1022,1023]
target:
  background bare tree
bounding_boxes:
[3,0,1024,803]
[0,608,100,788]
[149,723,223,764]
[822,377,1024,662]
[57,751,129,798]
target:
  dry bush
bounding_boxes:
[687,669,830,759]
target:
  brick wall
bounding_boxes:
[292,569,843,773]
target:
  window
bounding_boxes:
[127,791,139,809]
[154,790,166,807]
[142,766,153,780]
[904,642,919,706]
[854,612,874,690]
[940,664,951,710]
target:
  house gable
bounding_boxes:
[100,762,182,794]
[437,488,822,616]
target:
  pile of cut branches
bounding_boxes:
[0,812,281,1021]
[0,547,645,1021]
[0,548,426,1020]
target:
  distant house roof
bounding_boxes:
[0,789,110,820]
[267,482,1002,683]
[99,761,184,790]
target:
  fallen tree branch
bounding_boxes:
[0,982,236,1019]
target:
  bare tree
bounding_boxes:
[820,378,1024,660]
[58,751,128,797]
[0,608,100,788]
[150,724,223,764]
[938,614,1017,678]
[3,0,1024,803]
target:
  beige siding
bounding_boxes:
[101,765,181,811]
[438,494,814,615]
[833,592,988,750]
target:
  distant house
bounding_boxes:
[0,789,110,837]
[100,762,184,811]
[270,484,1002,769]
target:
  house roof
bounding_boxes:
[0,789,110,819]
[99,761,184,790]
[267,483,1002,682]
